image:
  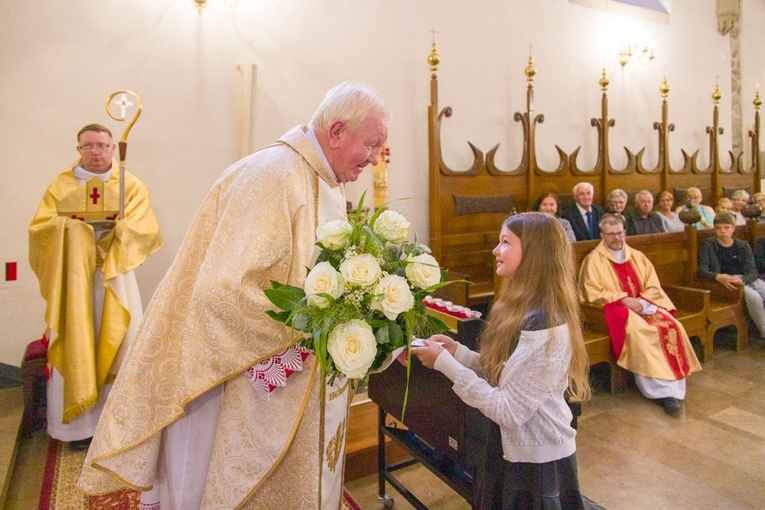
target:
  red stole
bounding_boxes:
[602,260,691,379]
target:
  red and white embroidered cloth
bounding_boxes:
[244,344,311,399]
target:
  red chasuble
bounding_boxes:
[602,260,692,379]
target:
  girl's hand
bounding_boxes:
[396,348,410,367]
[430,334,458,356]
[410,340,446,369]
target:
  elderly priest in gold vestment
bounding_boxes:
[77,82,390,509]
[28,123,162,449]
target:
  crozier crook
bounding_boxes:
[105,90,143,219]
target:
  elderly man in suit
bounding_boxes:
[561,182,606,241]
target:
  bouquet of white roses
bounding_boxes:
[264,194,451,387]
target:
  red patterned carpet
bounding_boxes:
[39,440,139,509]
[39,440,361,509]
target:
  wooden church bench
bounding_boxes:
[580,302,632,393]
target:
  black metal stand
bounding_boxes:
[376,407,473,509]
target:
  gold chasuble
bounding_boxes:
[29,162,162,422]
[578,243,701,380]
[78,127,352,509]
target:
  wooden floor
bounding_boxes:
[0,386,23,509]
[4,331,765,509]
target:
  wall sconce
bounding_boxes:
[619,44,655,69]
[192,0,241,14]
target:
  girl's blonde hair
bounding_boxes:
[479,212,591,401]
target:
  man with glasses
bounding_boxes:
[578,214,701,415]
[29,123,162,450]
[606,188,638,236]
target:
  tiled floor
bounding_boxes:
[5,335,765,509]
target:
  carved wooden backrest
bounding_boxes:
[426,48,761,306]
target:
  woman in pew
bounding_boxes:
[411,212,591,510]
[675,186,714,229]
[656,190,685,232]
[606,188,638,235]
[716,196,733,215]
[532,192,577,242]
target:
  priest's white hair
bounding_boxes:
[309,81,391,132]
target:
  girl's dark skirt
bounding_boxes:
[473,420,585,510]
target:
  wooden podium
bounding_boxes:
[368,310,484,509]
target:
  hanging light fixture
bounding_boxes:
[619,43,656,69]
[192,0,241,14]
[192,0,207,13]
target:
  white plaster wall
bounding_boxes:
[741,0,765,171]
[0,0,761,364]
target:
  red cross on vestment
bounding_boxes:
[71,214,84,221]
[90,187,101,205]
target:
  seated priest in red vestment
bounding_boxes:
[578,213,702,415]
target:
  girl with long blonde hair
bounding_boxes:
[412,212,590,509]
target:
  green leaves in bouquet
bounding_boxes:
[371,320,404,369]
[417,278,465,299]
[360,225,386,259]
[348,190,371,247]
[313,325,333,380]
[354,192,413,262]
[313,246,344,268]
[263,281,306,323]
[404,299,450,339]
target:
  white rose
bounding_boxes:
[304,262,344,308]
[405,253,442,289]
[327,319,378,379]
[316,219,353,251]
[374,210,411,244]
[372,274,415,321]
[339,253,381,287]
